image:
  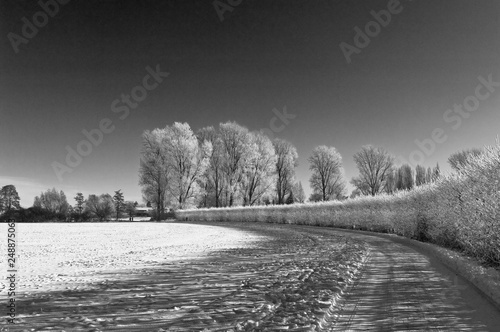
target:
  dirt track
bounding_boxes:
[2,221,500,331]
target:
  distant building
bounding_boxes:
[135,206,153,217]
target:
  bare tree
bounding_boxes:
[124,201,136,221]
[198,126,225,207]
[308,145,346,201]
[139,128,170,219]
[33,188,69,215]
[219,122,252,206]
[351,146,394,196]
[240,132,276,206]
[165,122,212,209]
[273,138,298,204]
[448,148,482,172]
[85,194,115,221]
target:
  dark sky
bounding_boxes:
[1,0,499,206]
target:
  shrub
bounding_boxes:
[0,207,68,222]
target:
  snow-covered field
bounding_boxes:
[0,222,266,294]
[0,222,368,331]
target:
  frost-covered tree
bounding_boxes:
[351,145,394,196]
[165,122,212,209]
[85,194,115,221]
[219,122,253,206]
[432,163,441,181]
[293,181,306,203]
[124,201,136,221]
[273,138,298,204]
[33,188,69,215]
[240,132,277,206]
[139,128,170,218]
[351,178,371,196]
[448,148,482,172]
[197,126,225,207]
[308,145,346,201]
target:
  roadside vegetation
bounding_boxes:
[178,139,500,269]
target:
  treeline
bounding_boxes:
[1,118,486,223]
[0,188,143,222]
[139,121,452,216]
[348,145,442,198]
[140,121,366,216]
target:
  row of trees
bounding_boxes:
[1,122,482,221]
[139,122,306,215]
[139,121,482,215]
[349,145,442,197]
[0,186,141,222]
[349,146,482,198]
[307,145,442,201]
[36,189,139,222]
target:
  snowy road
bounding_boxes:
[2,221,499,331]
[304,227,500,331]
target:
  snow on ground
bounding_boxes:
[0,222,267,294]
[0,221,368,331]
